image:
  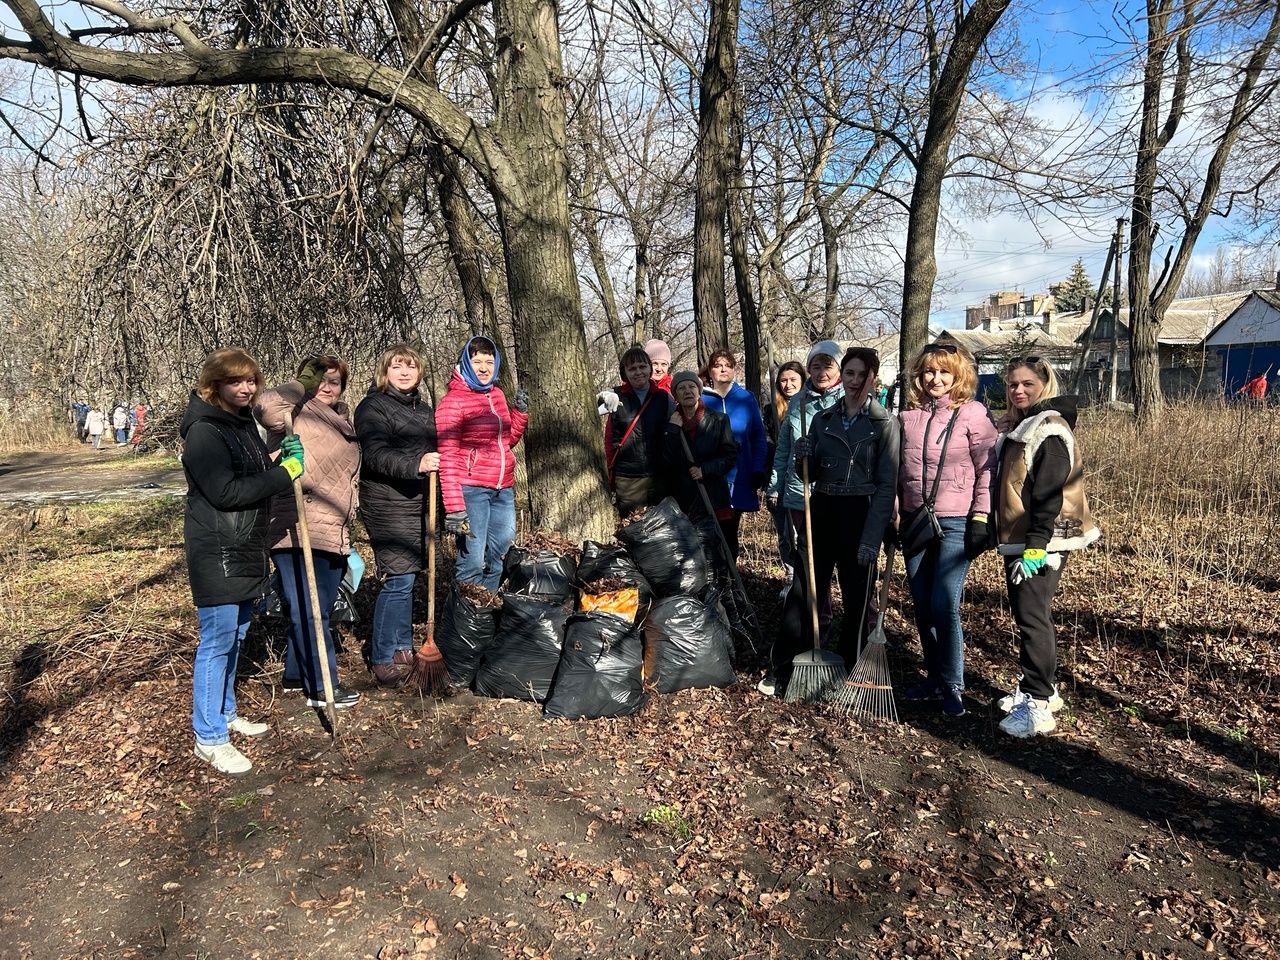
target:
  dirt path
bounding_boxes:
[0,445,185,505]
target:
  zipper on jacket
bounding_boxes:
[489,391,507,488]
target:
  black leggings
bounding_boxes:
[771,493,874,680]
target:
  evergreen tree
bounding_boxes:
[1055,258,1094,312]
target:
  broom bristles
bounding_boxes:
[784,650,847,703]
[409,635,451,694]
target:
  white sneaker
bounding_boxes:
[998,698,1057,738]
[194,742,252,776]
[756,676,778,696]
[227,716,269,738]
[997,683,1064,714]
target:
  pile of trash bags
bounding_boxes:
[436,498,738,719]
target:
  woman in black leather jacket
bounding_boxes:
[780,347,900,676]
[181,348,303,776]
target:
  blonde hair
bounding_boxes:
[1006,357,1059,421]
[198,348,263,409]
[905,343,978,409]
[374,343,424,393]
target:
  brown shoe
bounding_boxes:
[372,662,409,688]
[392,648,416,666]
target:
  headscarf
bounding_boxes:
[457,336,501,392]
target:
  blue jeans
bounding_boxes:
[903,515,971,689]
[193,601,255,746]
[273,549,343,696]
[371,572,415,666]
[457,485,516,593]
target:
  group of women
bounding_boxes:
[182,332,1096,776]
[182,337,524,776]
[761,340,1098,739]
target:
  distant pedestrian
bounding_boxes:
[85,405,105,449]
[1237,370,1269,404]
[112,404,128,445]
[72,400,89,443]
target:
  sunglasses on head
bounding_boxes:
[309,351,344,365]
[922,343,958,355]
[1008,355,1044,368]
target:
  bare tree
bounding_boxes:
[1125,0,1280,423]
[1,0,616,538]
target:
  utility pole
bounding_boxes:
[1108,217,1127,403]
[1071,233,1118,396]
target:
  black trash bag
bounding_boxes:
[577,541,654,607]
[331,581,357,625]
[698,582,738,666]
[643,596,737,693]
[473,595,569,701]
[543,611,647,720]
[437,583,501,688]
[255,568,287,618]
[503,548,577,603]
[692,515,732,589]
[615,497,708,598]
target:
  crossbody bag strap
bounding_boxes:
[606,392,655,481]
[922,408,960,508]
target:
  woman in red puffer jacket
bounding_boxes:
[437,336,529,592]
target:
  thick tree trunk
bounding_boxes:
[898,0,1012,370]
[492,0,615,540]
[693,0,738,367]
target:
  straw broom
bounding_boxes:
[783,400,846,703]
[835,542,898,722]
[409,470,451,693]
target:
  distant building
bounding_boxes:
[1204,289,1280,395]
[965,291,1058,332]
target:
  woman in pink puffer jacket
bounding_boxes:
[896,342,997,718]
[437,336,529,592]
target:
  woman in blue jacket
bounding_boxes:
[700,350,768,560]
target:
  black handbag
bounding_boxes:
[898,409,959,556]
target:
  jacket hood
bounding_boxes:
[1027,395,1078,429]
[180,391,251,438]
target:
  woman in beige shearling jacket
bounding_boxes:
[255,354,362,708]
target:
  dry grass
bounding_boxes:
[0,416,76,454]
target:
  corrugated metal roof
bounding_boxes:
[935,329,1078,359]
[1058,291,1253,345]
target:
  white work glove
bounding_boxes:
[597,390,621,415]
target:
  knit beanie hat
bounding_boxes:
[671,369,702,392]
[805,339,843,369]
[643,339,673,364]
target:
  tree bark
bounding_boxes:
[898,0,1013,370]
[693,0,738,367]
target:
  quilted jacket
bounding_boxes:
[255,379,360,556]
[436,369,528,514]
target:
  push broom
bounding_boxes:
[783,401,846,703]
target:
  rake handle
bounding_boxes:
[284,410,339,739]
[798,401,821,651]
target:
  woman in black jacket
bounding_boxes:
[354,343,440,687]
[772,348,900,688]
[661,369,740,538]
[182,348,303,777]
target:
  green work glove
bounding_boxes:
[1020,548,1047,579]
[280,433,303,459]
[298,358,328,392]
[282,455,304,480]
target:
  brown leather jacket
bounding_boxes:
[255,380,361,556]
